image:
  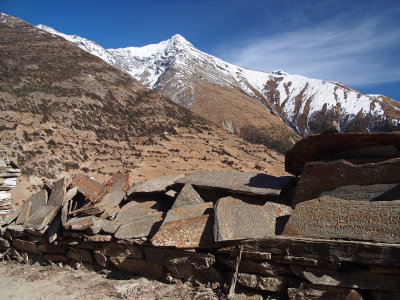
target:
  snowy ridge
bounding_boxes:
[36,24,116,66]
[36,24,400,135]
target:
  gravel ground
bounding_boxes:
[0,260,220,300]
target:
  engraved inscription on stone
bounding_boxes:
[283,197,400,243]
[320,184,400,201]
[177,170,292,196]
[214,196,291,241]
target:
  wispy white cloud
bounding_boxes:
[215,10,400,86]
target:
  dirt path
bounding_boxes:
[0,261,219,300]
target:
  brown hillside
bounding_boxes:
[0,14,286,201]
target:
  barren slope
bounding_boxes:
[0,13,286,201]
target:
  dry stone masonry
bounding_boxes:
[1,132,400,299]
[0,159,20,219]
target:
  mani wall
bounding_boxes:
[1,132,400,299]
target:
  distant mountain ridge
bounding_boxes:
[36,24,400,136]
[0,13,287,201]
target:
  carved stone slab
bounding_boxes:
[16,189,47,225]
[171,183,204,209]
[104,172,133,192]
[293,159,400,206]
[285,132,400,176]
[101,200,163,234]
[70,174,106,203]
[283,197,400,243]
[114,213,163,239]
[151,214,215,248]
[23,205,60,231]
[127,174,184,195]
[214,196,292,241]
[320,183,400,201]
[177,170,292,196]
[48,178,67,207]
[163,202,213,223]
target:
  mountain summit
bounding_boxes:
[37,24,400,137]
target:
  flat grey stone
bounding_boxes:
[164,202,213,223]
[64,216,96,230]
[101,200,163,234]
[283,197,400,243]
[214,196,292,241]
[171,183,204,209]
[114,213,163,239]
[127,174,185,194]
[151,214,216,248]
[23,205,60,231]
[48,178,67,207]
[70,174,106,203]
[16,189,47,225]
[177,170,292,196]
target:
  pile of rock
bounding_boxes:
[1,132,400,299]
[284,132,400,243]
[0,159,20,219]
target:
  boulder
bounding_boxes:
[177,170,293,196]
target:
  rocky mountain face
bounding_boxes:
[37,25,400,138]
[0,13,287,201]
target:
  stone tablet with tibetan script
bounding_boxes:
[283,197,400,243]
[177,170,292,196]
[293,159,400,207]
[127,174,184,194]
[214,196,292,241]
[320,184,400,201]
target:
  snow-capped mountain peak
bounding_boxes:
[35,24,400,135]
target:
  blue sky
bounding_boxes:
[2,0,400,100]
